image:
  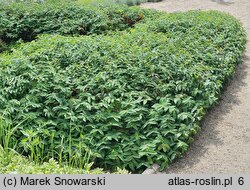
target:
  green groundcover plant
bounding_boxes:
[0,0,246,173]
[0,0,162,6]
[0,145,128,174]
[0,1,157,52]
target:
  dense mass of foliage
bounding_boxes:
[0,1,156,52]
[0,1,246,172]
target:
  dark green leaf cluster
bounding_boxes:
[0,5,246,172]
[0,1,154,52]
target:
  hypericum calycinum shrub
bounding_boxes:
[0,1,155,52]
[0,10,246,172]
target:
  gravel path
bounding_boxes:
[141,0,250,173]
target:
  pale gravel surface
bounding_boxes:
[141,0,250,173]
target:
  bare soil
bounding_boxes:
[141,0,250,173]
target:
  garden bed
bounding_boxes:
[0,0,246,173]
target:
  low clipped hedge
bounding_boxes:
[0,2,247,172]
